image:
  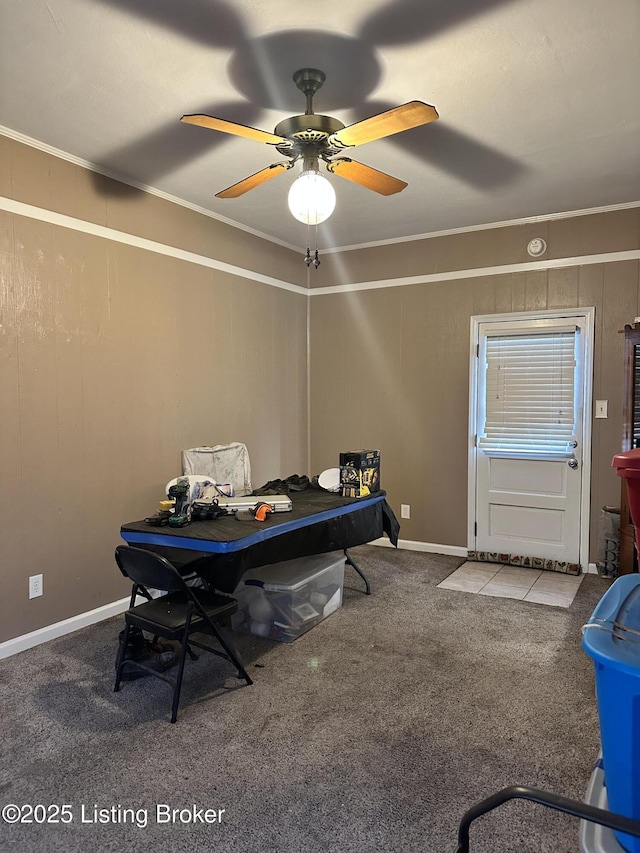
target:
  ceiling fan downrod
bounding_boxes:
[293,68,325,115]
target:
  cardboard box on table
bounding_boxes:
[339,450,380,498]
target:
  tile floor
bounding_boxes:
[437,561,584,607]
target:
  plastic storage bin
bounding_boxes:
[582,574,640,853]
[231,552,346,643]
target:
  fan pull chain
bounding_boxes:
[303,224,320,269]
[304,222,312,267]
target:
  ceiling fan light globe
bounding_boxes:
[287,170,336,225]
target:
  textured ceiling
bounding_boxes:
[1,0,639,250]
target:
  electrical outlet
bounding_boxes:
[29,574,43,599]
[401,504,411,519]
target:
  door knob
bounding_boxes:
[568,459,579,469]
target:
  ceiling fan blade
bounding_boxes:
[326,158,407,195]
[181,114,287,146]
[215,162,291,199]
[363,100,527,189]
[330,101,438,149]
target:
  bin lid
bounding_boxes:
[612,449,640,470]
[582,575,640,675]
[242,552,345,592]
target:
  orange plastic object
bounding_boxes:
[254,503,274,522]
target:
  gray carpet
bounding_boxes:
[0,546,612,852]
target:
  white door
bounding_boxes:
[471,312,593,568]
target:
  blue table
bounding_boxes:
[120,490,399,594]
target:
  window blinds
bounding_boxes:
[479,330,577,456]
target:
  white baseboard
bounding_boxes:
[370,537,468,557]
[0,597,131,660]
[0,552,602,660]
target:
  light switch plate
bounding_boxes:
[595,400,608,419]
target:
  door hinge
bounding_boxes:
[474,522,477,536]
[476,344,479,358]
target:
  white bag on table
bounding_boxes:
[181,443,252,496]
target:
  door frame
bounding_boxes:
[468,307,595,571]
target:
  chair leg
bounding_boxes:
[207,621,253,685]
[114,622,132,692]
[170,622,192,723]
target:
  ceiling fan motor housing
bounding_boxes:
[274,114,346,163]
[274,114,345,139]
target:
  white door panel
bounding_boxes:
[488,505,565,546]
[487,456,567,496]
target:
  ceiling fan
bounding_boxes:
[180,68,438,224]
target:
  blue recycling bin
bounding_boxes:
[582,574,640,853]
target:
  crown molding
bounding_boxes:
[320,201,640,254]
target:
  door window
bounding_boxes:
[478,326,579,458]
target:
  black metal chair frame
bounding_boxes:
[114,545,252,723]
[455,784,640,852]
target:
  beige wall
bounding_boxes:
[309,208,640,560]
[0,137,308,644]
[2,130,639,647]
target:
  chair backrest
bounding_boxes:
[115,546,188,594]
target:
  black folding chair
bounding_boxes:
[114,545,252,723]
